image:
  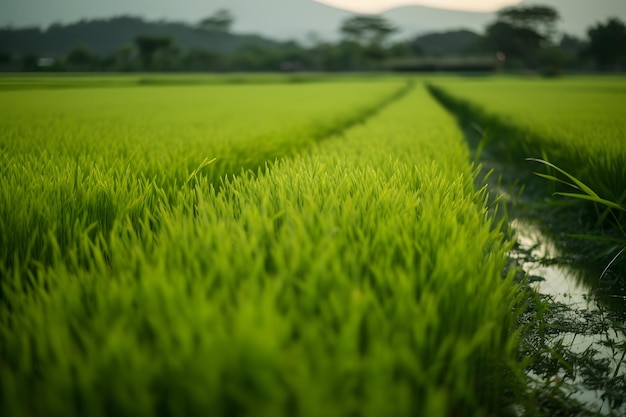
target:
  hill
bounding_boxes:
[382,6,491,38]
[0,16,283,58]
[2,0,625,43]
[0,0,488,42]
[412,30,486,56]
[2,0,625,59]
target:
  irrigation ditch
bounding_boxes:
[427,84,626,416]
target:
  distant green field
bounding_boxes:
[0,78,406,271]
[2,73,624,417]
[429,76,626,206]
[0,73,396,91]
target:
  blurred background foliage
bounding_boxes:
[0,4,625,74]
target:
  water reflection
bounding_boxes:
[510,218,626,415]
[510,218,626,316]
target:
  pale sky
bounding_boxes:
[1,0,624,39]
[314,0,522,13]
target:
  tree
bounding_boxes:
[21,54,39,72]
[112,44,137,71]
[485,4,559,68]
[558,34,587,69]
[411,30,485,56]
[0,52,11,66]
[134,35,172,69]
[181,49,223,71]
[340,15,396,48]
[199,9,234,33]
[339,15,397,67]
[587,18,626,70]
[65,45,96,70]
[559,34,586,56]
[497,5,559,41]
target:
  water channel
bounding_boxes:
[510,218,626,416]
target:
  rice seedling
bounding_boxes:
[0,78,406,274]
[0,76,527,416]
[427,76,626,416]
[528,158,626,280]
[427,76,626,275]
[427,77,626,208]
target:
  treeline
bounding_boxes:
[1,5,625,73]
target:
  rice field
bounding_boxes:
[1,73,624,417]
[0,78,406,272]
[426,75,626,414]
[428,76,626,207]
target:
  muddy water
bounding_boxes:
[511,219,590,307]
[510,219,626,415]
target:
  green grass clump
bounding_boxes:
[1,77,526,416]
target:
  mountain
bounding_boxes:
[1,0,624,50]
[382,6,492,38]
[383,0,626,39]
[0,0,353,42]
[216,0,495,41]
[203,0,352,41]
[0,0,494,41]
[0,17,284,58]
[0,0,495,57]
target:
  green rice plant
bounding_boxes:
[0,72,399,92]
[528,158,625,216]
[0,78,407,275]
[428,76,626,208]
[428,76,626,283]
[528,157,626,279]
[427,76,626,416]
[0,78,528,417]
